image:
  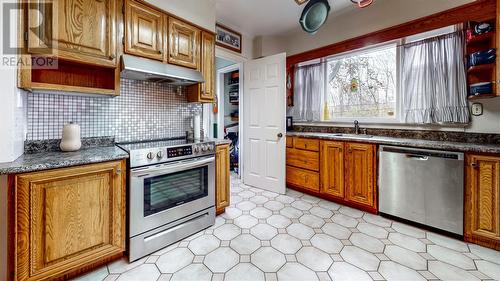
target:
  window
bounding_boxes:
[291,25,468,124]
[324,44,398,121]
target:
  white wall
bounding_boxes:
[0,2,27,163]
[145,0,216,31]
[465,99,500,133]
[256,0,475,57]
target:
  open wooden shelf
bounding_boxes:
[467,32,495,44]
[468,93,497,100]
[468,63,496,73]
[19,56,120,96]
[465,19,497,100]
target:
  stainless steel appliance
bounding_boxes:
[121,55,204,86]
[379,146,464,235]
[118,139,216,261]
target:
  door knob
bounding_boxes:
[277,133,283,138]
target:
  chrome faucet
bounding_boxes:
[354,120,360,135]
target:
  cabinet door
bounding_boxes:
[216,144,230,214]
[15,161,126,281]
[27,0,117,67]
[187,31,215,103]
[345,143,376,208]
[124,0,164,60]
[320,141,344,199]
[168,17,200,69]
[465,154,500,250]
[200,32,215,100]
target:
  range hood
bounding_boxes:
[121,55,204,86]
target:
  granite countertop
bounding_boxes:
[287,132,500,154]
[0,146,129,175]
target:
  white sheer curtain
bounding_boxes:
[288,63,324,121]
[401,31,469,124]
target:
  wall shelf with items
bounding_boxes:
[465,20,498,100]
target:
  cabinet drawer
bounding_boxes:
[286,137,294,148]
[294,138,320,151]
[286,166,320,192]
[287,148,319,171]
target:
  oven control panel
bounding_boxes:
[167,146,193,158]
[123,141,217,167]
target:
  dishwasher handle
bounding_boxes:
[405,154,429,161]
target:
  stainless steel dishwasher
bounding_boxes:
[379,146,464,235]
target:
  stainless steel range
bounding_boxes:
[117,138,216,261]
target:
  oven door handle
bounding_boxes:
[131,156,215,178]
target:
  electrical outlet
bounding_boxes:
[471,103,483,116]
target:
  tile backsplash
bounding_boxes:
[27,79,202,142]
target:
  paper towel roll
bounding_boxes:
[194,114,201,140]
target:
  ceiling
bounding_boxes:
[215,0,356,37]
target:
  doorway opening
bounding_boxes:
[214,57,242,176]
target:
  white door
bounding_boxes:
[243,53,286,194]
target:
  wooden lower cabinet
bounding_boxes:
[286,138,320,192]
[286,165,320,193]
[344,143,377,209]
[320,141,344,199]
[465,154,500,250]
[13,160,126,281]
[287,137,377,213]
[286,148,319,171]
[216,144,230,214]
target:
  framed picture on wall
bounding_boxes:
[215,23,242,53]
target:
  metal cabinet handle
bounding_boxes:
[277,133,283,138]
[116,168,122,175]
[471,162,478,168]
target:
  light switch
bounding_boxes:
[471,103,483,116]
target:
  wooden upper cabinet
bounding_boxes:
[216,144,230,214]
[200,32,215,100]
[465,154,500,250]
[344,143,376,209]
[15,161,126,281]
[320,141,345,199]
[187,31,215,103]
[27,0,118,67]
[168,17,200,69]
[124,0,164,61]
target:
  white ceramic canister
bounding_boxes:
[60,122,82,152]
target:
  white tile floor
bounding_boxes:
[74,174,500,281]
